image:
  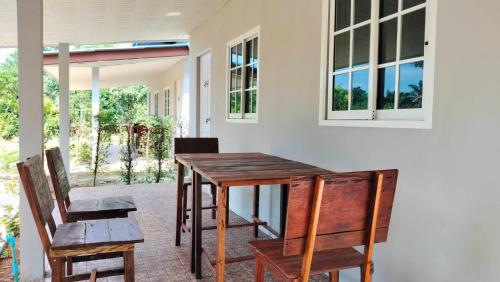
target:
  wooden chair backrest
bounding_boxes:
[17,155,57,260]
[174,138,219,154]
[284,170,398,256]
[46,147,72,221]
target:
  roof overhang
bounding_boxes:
[43,45,189,65]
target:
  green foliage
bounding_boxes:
[0,204,20,237]
[71,142,92,166]
[120,126,135,185]
[90,110,117,186]
[333,85,348,111]
[0,52,60,140]
[0,148,18,173]
[4,180,19,196]
[146,116,174,183]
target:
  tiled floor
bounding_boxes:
[44,182,329,281]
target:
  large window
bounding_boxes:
[227,27,260,121]
[320,0,436,128]
[154,92,159,116]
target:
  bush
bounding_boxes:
[0,204,20,237]
[71,142,92,165]
[0,148,18,173]
[147,116,174,183]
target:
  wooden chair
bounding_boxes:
[17,155,144,282]
[175,138,220,224]
[46,147,137,223]
[249,170,398,282]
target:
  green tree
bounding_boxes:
[90,110,117,186]
[147,116,173,183]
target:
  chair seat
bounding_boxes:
[249,239,364,279]
[67,196,136,219]
[51,218,144,252]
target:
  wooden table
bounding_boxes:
[175,153,329,281]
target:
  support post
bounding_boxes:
[17,0,45,279]
[58,43,70,171]
[91,67,100,158]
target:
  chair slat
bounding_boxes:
[23,155,55,225]
[174,138,219,154]
[46,147,71,201]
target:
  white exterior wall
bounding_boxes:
[147,58,188,122]
[188,0,500,281]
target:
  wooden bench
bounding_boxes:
[46,147,137,223]
[249,170,398,282]
[18,155,144,282]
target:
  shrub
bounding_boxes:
[0,204,20,237]
[147,116,174,183]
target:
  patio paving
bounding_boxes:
[44,182,329,281]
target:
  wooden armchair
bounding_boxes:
[17,155,144,282]
[46,147,137,223]
[249,170,398,282]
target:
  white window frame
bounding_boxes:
[319,0,437,129]
[226,26,260,123]
[164,87,170,117]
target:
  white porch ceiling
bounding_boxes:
[45,56,186,90]
[0,0,230,47]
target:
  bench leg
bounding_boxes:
[66,256,73,275]
[330,271,339,282]
[124,250,135,282]
[253,185,260,238]
[211,184,217,219]
[183,184,189,226]
[225,188,230,223]
[52,257,64,282]
[175,163,185,246]
[255,254,265,282]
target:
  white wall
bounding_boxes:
[147,58,188,122]
[188,0,500,281]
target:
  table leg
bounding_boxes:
[216,186,228,282]
[194,172,203,279]
[190,170,196,273]
[175,163,185,246]
[280,184,289,237]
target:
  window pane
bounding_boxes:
[237,43,243,66]
[335,0,351,31]
[334,32,350,71]
[378,18,397,63]
[245,66,253,89]
[355,0,371,24]
[230,91,242,113]
[231,46,238,68]
[253,38,259,61]
[252,63,258,87]
[353,25,370,67]
[351,70,369,110]
[400,9,426,60]
[246,39,254,64]
[403,0,425,9]
[231,68,242,91]
[380,0,398,17]
[377,66,396,109]
[245,90,257,114]
[332,73,349,111]
[399,61,424,109]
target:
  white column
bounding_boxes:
[17,0,45,280]
[58,43,70,171]
[91,67,100,158]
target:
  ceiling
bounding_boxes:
[0,0,230,47]
[45,56,186,90]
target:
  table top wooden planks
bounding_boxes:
[175,153,330,187]
[51,218,144,250]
